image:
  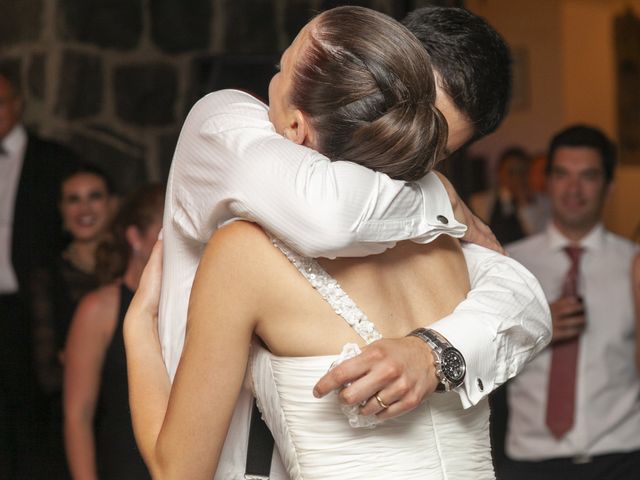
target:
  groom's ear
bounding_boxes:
[284,109,317,148]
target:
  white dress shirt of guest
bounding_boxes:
[507,223,639,460]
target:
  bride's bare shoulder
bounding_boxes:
[192,221,302,321]
[200,220,287,277]
[209,220,272,251]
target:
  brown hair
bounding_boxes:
[95,183,165,284]
[290,6,447,181]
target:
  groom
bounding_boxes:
[158,6,551,478]
[314,6,523,416]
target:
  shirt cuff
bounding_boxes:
[354,172,466,244]
[429,313,497,409]
[414,172,467,242]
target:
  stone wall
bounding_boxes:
[0,0,459,193]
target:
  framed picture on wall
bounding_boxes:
[615,8,640,165]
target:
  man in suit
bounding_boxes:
[0,65,79,478]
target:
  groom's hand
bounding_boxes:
[313,337,440,420]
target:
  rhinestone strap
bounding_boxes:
[271,237,382,344]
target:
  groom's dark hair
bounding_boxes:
[403,7,512,140]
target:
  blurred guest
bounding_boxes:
[32,164,116,395]
[0,65,79,477]
[529,153,549,195]
[471,146,549,244]
[504,125,640,479]
[64,184,163,480]
[30,164,116,477]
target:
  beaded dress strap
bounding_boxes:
[270,237,382,345]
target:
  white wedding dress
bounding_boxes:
[249,239,495,479]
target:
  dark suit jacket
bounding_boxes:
[10,131,80,297]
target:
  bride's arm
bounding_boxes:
[125,224,269,478]
[124,240,171,474]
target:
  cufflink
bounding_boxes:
[436,215,449,224]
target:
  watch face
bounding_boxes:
[441,348,465,383]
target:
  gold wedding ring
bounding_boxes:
[375,393,389,409]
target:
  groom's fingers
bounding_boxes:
[313,337,439,421]
[464,211,505,255]
[313,352,371,400]
[335,349,404,407]
[313,342,402,403]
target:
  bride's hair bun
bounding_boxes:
[291,6,447,181]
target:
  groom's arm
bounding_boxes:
[314,244,552,415]
[429,244,551,407]
[169,89,471,258]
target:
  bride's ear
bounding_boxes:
[284,110,317,148]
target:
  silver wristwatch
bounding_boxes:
[407,328,466,392]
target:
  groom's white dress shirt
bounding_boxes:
[159,89,551,478]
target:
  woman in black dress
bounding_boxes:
[64,184,163,479]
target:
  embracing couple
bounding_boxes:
[124,6,551,479]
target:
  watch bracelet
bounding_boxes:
[407,328,465,392]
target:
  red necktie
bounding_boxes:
[545,246,583,439]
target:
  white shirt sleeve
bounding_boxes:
[430,244,552,408]
[168,89,466,259]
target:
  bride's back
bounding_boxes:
[240,222,470,357]
[226,222,494,480]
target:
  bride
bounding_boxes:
[125,6,494,479]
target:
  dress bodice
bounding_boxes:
[249,238,494,479]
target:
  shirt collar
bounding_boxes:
[2,124,27,157]
[545,222,605,252]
